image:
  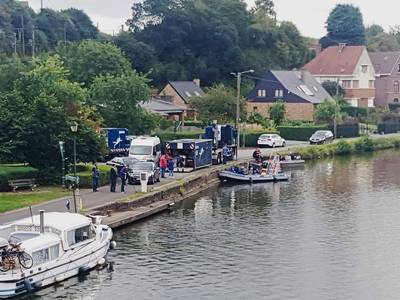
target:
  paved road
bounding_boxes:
[1,134,395,224]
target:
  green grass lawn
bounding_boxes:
[0,187,69,213]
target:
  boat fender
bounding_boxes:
[24,278,33,292]
[55,275,65,282]
[110,241,117,249]
[79,266,90,274]
[32,281,42,289]
[98,258,106,265]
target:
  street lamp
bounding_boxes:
[58,141,65,188]
[70,122,78,213]
[231,69,254,160]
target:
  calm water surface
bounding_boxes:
[20,150,400,299]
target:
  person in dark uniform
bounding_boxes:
[92,164,100,192]
[119,165,127,193]
[110,166,117,192]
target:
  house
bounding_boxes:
[158,79,204,119]
[247,70,332,121]
[369,51,400,107]
[140,97,185,123]
[303,44,376,108]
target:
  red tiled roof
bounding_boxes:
[303,45,365,75]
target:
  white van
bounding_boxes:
[129,136,162,162]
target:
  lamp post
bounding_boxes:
[70,122,78,213]
[231,69,254,160]
[58,141,65,188]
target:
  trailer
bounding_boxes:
[204,124,237,164]
[100,128,131,159]
[165,139,213,172]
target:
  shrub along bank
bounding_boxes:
[0,165,39,192]
[284,136,400,160]
[69,164,110,189]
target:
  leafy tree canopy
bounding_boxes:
[269,100,285,126]
[322,81,345,98]
[56,40,132,86]
[189,84,245,124]
[320,4,366,49]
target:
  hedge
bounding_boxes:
[0,165,39,192]
[377,123,400,134]
[328,124,360,138]
[156,131,204,142]
[278,125,328,141]
[68,164,110,189]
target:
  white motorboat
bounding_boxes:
[0,211,114,298]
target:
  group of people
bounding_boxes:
[91,163,128,193]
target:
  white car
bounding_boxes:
[257,134,286,148]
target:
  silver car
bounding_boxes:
[127,161,160,185]
[309,130,334,145]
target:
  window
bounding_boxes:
[185,91,192,97]
[275,89,283,98]
[394,98,399,103]
[32,248,49,266]
[395,81,400,93]
[67,226,95,247]
[257,89,266,97]
[299,85,314,96]
[398,64,400,72]
[253,106,258,113]
[362,65,368,73]
[353,80,359,89]
[342,80,351,88]
[369,80,374,88]
[194,91,201,96]
[313,86,318,92]
[49,244,59,260]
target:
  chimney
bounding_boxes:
[338,43,346,53]
[193,79,200,87]
[39,210,45,234]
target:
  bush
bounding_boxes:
[328,124,360,138]
[0,164,39,192]
[69,164,110,189]
[156,131,203,142]
[354,136,374,152]
[335,140,353,155]
[183,120,204,127]
[342,106,367,118]
[278,125,328,141]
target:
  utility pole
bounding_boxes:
[21,15,25,56]
[231,69,254,160]
[334,78,339,139]
[13,33,17,56]
[41,0,44,11]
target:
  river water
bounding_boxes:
[21,150,400,299]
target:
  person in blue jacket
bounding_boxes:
[119,165,127,193]
[222,144,230,164]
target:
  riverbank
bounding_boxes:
[284,135,400,160]
[93,134,400,228]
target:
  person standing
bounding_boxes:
[110,166,117,192]
[119,165,127,193]
[168,157,174,177]
[222,144,230,165]
[92,164,100,192]
[159,153,167,178]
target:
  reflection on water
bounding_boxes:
[19,150,400,299]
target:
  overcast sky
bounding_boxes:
[26,0,397,38]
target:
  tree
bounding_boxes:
[189,84,245,124]
[269,100,285,126]
[56,40,132,85]
[322,81,345,98]
[89,73,152,134]
[314,99,338,124]
[0,56,104,178]
[320,4,366,49]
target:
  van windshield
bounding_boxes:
[130,145,152,155]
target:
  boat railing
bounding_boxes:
[10,225,61,236]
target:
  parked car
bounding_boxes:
[309,130,334,144]
[127,161,160,185]
[257,134,286,148]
